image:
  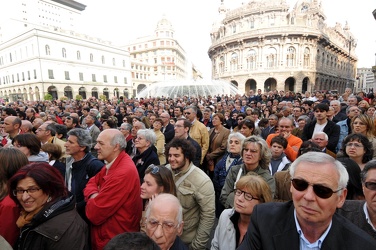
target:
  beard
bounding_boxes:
[171,158,188,174]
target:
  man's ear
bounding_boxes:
[177,221,184,236]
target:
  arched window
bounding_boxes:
[62,48,66,58]
[286,46,296,67]
[230,52,238,71]
[266,47,277,68]
[45,45,50,55]
[219,56,225,74]
[90,53,94,62]
[247,49,257,70]
[304,47,310,67]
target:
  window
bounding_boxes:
[286,46,296,67]
[90,53,93,62]
[103,75,107,83]
[22,72,25,81]
[12,75,14,83]
[34,70,37,79]
[232,23,236,33]
[17,73,20,82]
[62,48,66,58]
[92,74,96,82]
[304,47,310,67]
[247,50,257,70]
[45,45,50,55]
[77,51,81,60]
[9,53,12,62]
[112,58,116,66]
[123,60,126,67]
[102,55,105,64]
[160,41,164,46]
[230,52,238,71]
[266,47,277,68]
[124,77,128,84]
[64,71,70,80]
[79,72,84,81]
[114,76,118,83]
[27,71,30,80]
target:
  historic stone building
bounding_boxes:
[124,17,198,97]
[0,0,132,102]
[208,0,357,95]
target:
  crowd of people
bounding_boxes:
[1,87,376,249]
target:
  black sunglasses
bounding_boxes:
[364,182,376,191]
[291,178,342,199]
[147,164,159,174]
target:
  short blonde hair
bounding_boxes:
[236,173,272,203]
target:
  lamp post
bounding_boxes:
[346,36,355,89]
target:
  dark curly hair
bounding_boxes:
[165,138,196,163]
[341,133,373,164]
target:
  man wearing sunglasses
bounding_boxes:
[238,152,376,249]
[338,160,376,239]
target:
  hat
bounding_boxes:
[298,115,309,122]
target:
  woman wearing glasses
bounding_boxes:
[140,164,176,232]
[0,148,29,248]
[8,162,88,249]
[211,174,272,250]
[351,114,376,159]
[340,133,373,170]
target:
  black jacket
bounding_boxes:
[162,123,175,144]
[133,146,160,183]
[16,195,88,250]
[301,119,340,152]
[66,153,104,222]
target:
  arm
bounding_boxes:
[219,166,238,208]
[155,133,165,157]
[326,124,340,152]
[190,179,215,250]
[84,169,140,225]
[200,127,210,164]
[284,136,302,162]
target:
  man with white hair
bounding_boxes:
[238,152,376,249]
[312,132,336,158]
[145,194,187,250]
[330,100,347,122]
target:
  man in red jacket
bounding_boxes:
[84,129,142,250]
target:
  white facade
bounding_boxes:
[0,0,133,101]
[124,17,194,96]
[208,0,358,94]
[356,68,375,93]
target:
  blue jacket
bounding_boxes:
[336,118,350,152]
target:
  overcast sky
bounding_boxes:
[77,0,376,79]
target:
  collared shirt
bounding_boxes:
[363,202,376,231]
[105,157,117,174]
[294,209,332,250]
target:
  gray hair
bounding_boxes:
[330,100,340,106]
[67,128,92,153]
[137,129,156,146]
[145,193,183,226]
[242,135,271,169]
[312,131,328,141]
[227,132,246,152]
[110,133,127,150]
[361,160,376,183]
[289,152,349,195]
[121,122,132,131]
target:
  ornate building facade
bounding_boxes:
[0,0,132,102]
[208,0,357,94]
[124,17,199,97]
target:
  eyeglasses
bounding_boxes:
[146,219,178,233]
[147,164,159,174]
[184,112,191,115]
[291,178,342,199]
[13,187,41,196]
[234,189,259,201]
[364,182,376,191]
[345,143,364,148]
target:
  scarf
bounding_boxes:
[16,207,44,228]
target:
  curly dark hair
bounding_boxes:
[341,133,373,164]
[165,138,196,163]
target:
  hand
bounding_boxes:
[89,193,99,199]
[280,131,291,139]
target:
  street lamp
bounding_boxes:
[346,36,356,89]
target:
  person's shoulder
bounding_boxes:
[255,201,293,216]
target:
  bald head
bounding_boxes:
[21,120,33,133]
[95,129,126,162]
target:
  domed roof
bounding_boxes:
[155,16,174,31]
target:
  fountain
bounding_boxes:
[136,79,242,98]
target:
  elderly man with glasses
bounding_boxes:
[238,152,376,249]
[145,194,188,250]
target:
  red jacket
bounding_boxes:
[84,151,142,250]
[0,195,20,247]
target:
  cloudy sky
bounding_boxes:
[77,0,376,79]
